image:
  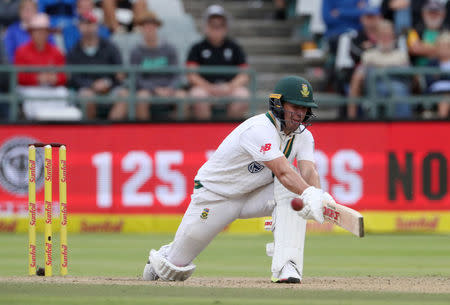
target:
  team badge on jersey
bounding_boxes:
[200,208,210,220]
[224,48,233,60]
[248,161,265,173]
[201,49,212,59]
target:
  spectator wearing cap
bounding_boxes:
[67,10,127,120]
[350,6,381,66]
[4,0,55,63]
[322,0,368,94]
[187,5,249,120]
[339,6,381,93]
[349,20,411,118]
[15,13,77,120]
[407,0,446,67]
[62,0,110,53]
[130,11,185,121]
[336,6,381,117]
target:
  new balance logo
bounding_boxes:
[260,143,272,154]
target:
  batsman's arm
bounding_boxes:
[297,160,321,189]
[264,156,310,195]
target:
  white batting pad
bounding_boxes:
[271,177,307,276]
[150,249,196,281]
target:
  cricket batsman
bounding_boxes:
[143,75,336,283]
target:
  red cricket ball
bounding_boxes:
[291,198,304,211]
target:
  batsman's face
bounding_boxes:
[283,102,307,133]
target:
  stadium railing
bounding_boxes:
[0,65,449,121]
[366,67,450,118]
[0,65,257,121]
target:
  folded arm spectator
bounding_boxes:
[187,5,249,120]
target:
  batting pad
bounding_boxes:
[271,177,307,276]
[150,249,196,281]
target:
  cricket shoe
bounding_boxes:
[271,261,301,284]
[143,256,159,281]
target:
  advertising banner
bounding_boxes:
[0,121,448,233]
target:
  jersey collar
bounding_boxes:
[265,111,290,137]
[265,111,296,158]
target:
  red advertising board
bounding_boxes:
[0,121,448,216]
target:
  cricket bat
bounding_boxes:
[322,200,364,237]
[291,197,364,237]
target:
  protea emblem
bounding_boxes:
[300,84,310,97]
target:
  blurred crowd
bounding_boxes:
[320,0,450,119]
[0,0,250,121]
[0,0,449,121]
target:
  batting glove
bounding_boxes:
[298,186,324,224]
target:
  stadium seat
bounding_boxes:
[159,15,201,64]
[146,0,185,18]
[111,32,143,65]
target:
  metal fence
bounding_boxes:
[0,65,257,121]
[0,65,449,121]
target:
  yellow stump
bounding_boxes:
[44,145,52,277]
[28,145,36,276]
[59,145,68,276]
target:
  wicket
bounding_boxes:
[28,143,68,276]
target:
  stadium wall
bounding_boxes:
[0,121,448,234]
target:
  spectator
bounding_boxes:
[62,0,110,52]
[322,0,368,92]
[426,32,450,119]
[336,6,381,116]
[407,0,446,67]
[0,0,20,29]
[187,5,249,120]
[350,6,381,65]
[348,20,411,118]
[38,0,77,29]
[4,0,55,63]
[381,0,411,34]
[15,13,79,120]
[383,0,450,30]
[338,6,381,93]
[130,11,185,121]
[98,0,148,32]
[67,11,127,120]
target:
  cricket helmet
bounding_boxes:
[269,76,317,131]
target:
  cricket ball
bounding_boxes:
[291,198,304,211]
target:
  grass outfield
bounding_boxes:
[0,233,449,304]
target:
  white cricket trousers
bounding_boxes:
[167,184,274,266]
